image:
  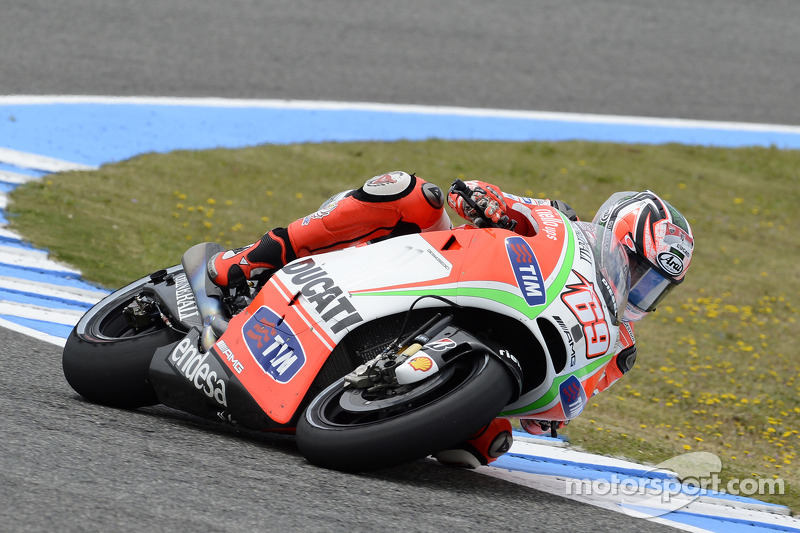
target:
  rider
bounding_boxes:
[208,171,695,468]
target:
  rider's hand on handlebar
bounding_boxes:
[448,181,509,228]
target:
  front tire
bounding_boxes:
[62,270,185,408]
[296,353,514,472]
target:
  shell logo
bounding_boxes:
[408,356,434,372]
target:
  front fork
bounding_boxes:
[343,313,524,401]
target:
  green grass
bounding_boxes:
[9,140,800,511]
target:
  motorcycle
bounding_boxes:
[62,181,630,472]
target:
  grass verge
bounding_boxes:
[9,140,800,511]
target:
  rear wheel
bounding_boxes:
[296,353,514,472]
[62,270,186,408]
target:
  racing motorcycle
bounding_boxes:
[62,181,630,472]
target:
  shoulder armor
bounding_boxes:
[363,171,413,196]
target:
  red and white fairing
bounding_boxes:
[215,205,624,425]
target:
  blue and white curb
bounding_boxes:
[0,147,108,346]
[2,96,799,530]
[3,96,800,169]
[486,434,800,532]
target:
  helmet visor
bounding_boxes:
[628,253,678,314]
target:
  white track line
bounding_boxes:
[0,248,82,273]
[0,276,105,305]
[0,301,84,325]
[0,170,38,184]
[4,95,800,135]
[0,147,97,173]
[0,316,67,347]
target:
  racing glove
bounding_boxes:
[448,181,509,227]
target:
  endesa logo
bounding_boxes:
[506,236,546,306]
[559,374,587,419]
[168,337,227,407]
[242,307,305,383]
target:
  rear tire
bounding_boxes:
[62,270,185,408]
[296,353,514,472]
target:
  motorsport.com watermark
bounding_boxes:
[562,451,785,515]
[565,472,785,499]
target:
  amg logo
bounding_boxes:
[215,339,244,374]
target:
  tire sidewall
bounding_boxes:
[295,354,513,472]
[62,269,185,408]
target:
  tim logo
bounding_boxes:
[506,236,546,306]
[559,374,587,419]
[242,307,305,383]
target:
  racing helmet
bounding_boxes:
[592,190,694,321]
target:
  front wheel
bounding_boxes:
[296,353,514,472]
[62,268,186,408]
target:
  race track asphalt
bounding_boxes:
[2,327,686,532]
[2,0,799,125]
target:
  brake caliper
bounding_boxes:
[343,348,404,391]
[344,312,454,392]
[123,294,171,331]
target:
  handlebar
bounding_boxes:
[449,179,517,231]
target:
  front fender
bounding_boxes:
[398,325,524,401]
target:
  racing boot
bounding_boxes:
[207,228,295,287]
[434,418,513,469]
